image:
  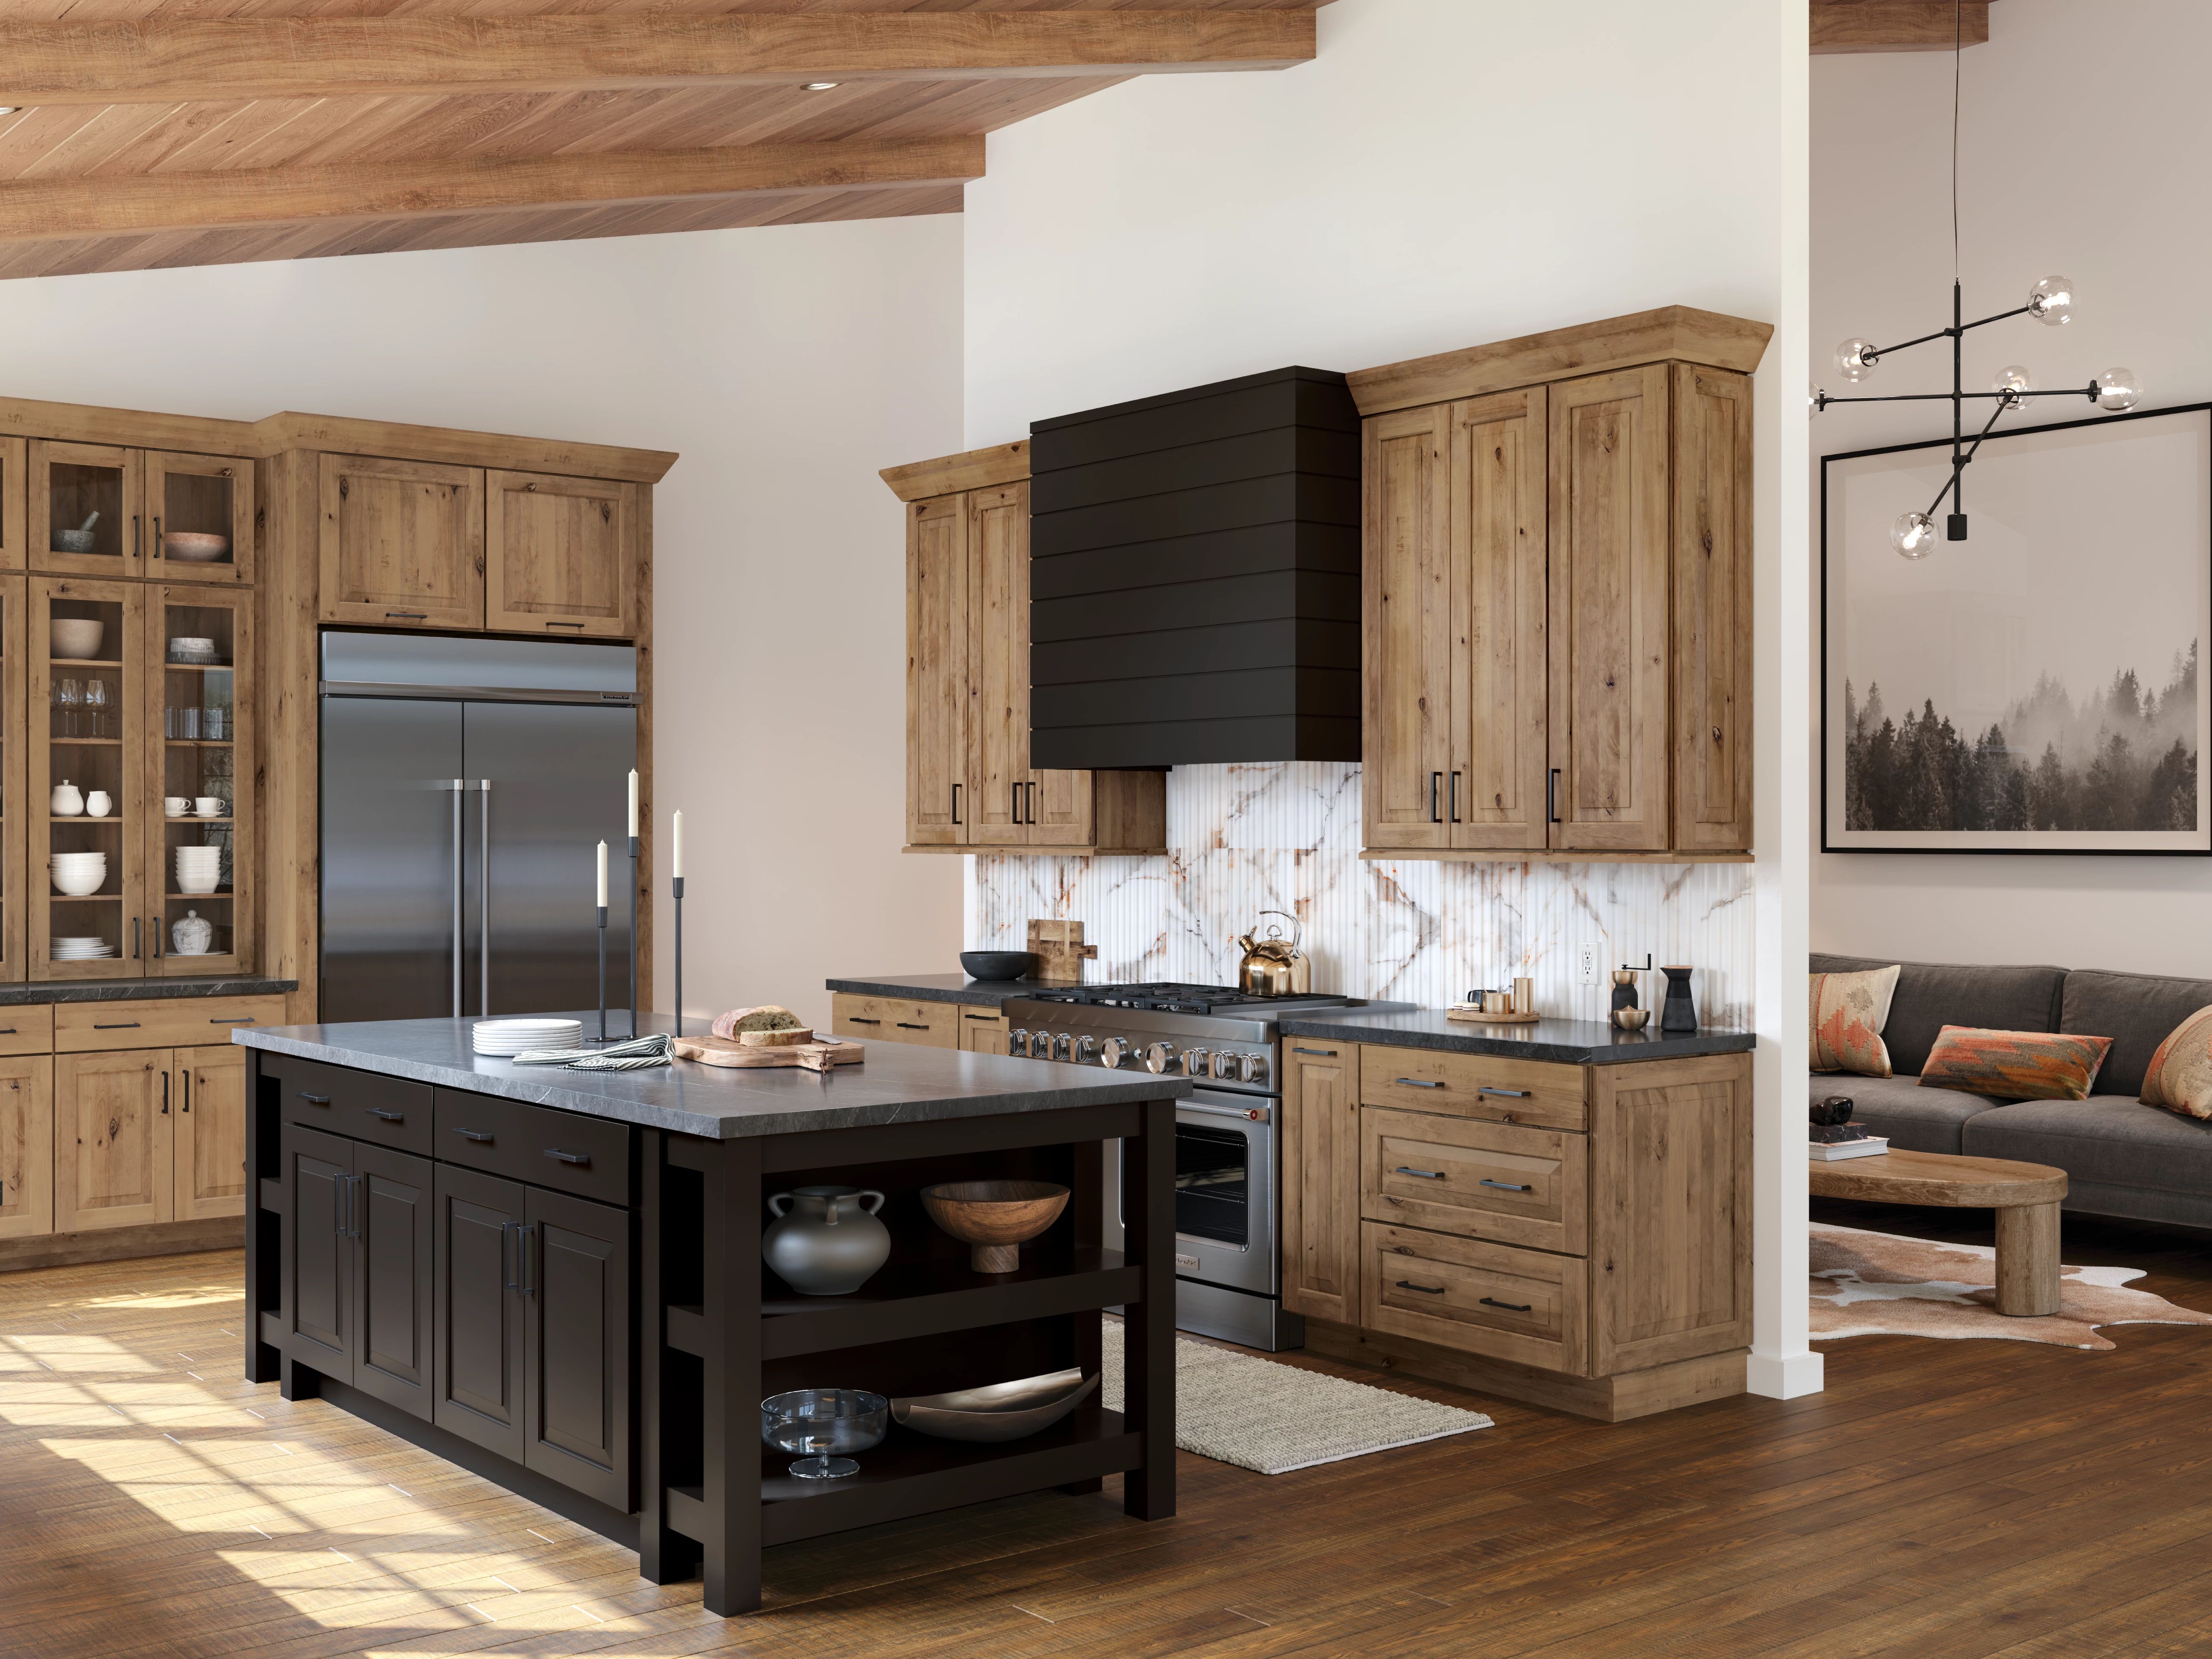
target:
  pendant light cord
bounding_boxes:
[1952,0,1961,280]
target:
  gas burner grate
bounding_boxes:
[1021,982,1350,1015]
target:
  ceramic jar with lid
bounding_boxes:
[171,910,214,956]
[51,780,83,817]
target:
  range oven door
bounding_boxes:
[1105,1088,1278,1299]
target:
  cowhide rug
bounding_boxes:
[1810,1222,2212,1351]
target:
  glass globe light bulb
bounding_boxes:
[2027,275,2074,326]
[1993,365,2036,408]
[1891,511,1938,560]
[2095,367,2142,412]
[1809,384,1825,416]
[1835,338,1878,382]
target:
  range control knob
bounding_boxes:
[1182,1047,1211,1078]
[1007,1027,1031,1058]
[1211,1051,1238,1081]
[1143,1041,1179,1075]
[1072,1035,1098,1064]
[1237,1052,1269,1086]
[1098,1037,1128,1070]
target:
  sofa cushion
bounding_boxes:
[1810,964,1901,1077]
[2059,969,2212,1100]
[1964,1095,2212,1200]
[2142,1005,2212,1121]
[1807,1073,2003,1157]
[1810,954,2067,1077]
[1919,1026,2113,1102]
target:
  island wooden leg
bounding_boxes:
[1995,1201,2062,1316]
[637,1131,702,1586]
[1121,1097,1176,1522]
[701,1136,764,1615]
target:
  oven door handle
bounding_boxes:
[1180,1100,1270,1123]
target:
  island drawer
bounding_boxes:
[1359,1048,1585,1131]
[1361,1221,1588,1376]
[0,1005,54,1056]
[433,1090,630,1207]
[1361,1108,1586,1256]
[57,995,287,1054]
[267,1054,432,1155]
[830,993,957,1049]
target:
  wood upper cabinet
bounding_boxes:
[173,1043,246,1222]
[905,495,970,847]
[0,1057,54,1239]
[971,484,1031,846]
[146,451,254,585]
[1361,407,1452,852]
[55,1047,172,1232]
[0,436,25,572]
[1281,1036,1358,1326]
[30,441,146,579]
[1670,364,1754,854]
[318,454,486,630]
[485,470,638,638]
[0,576,24,983]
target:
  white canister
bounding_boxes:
[50,780,83,817]
[171,910,214,956]
[84,791,112,819]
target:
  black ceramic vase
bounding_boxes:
[1659,966,1697,1033]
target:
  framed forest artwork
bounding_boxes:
[1823,404,2211,855]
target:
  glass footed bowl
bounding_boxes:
[760,1388,887,1481]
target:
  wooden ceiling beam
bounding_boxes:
[1812,0,1990,54]
[0,137,983,243]
[0,11,1316,108]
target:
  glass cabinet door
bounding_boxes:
[146,452,254,586]
[0,436,24,573]
[30,578,144,979]
[30,442,144,580]
[0,576,23,980]
[148,586,253,976]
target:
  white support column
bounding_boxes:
[1750,0,1822,1401]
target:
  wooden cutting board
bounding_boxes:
[672,1033,865,1071]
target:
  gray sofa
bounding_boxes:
[1812,954,2212,1232]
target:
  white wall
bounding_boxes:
[0,218,969,1028]
[1813,0,2212,975]
[964,0,1817,1394]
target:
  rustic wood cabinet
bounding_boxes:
[887,446,1165,855]
[318,453,486,631]
[1354,308,1765,861]
[55,1047,172,1231]
[173,1043,248,1222]
[146,450,255,585]
[1285,1038,1752,1422]
[485,469,639,638]
[0,1057,53,1239]
[0,436,24,573]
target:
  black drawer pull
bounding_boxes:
[963,1012,996,1021]
[1292,1046,1337,1057]
[1480,1297,1533,1313]
[1396,1078,1446,1090]
[1395,1280,1446,1295]
[1478,1087,1530,1099]
[543,1148,591,1166]
[1479,1179,1533,1193]
[0,1027,15,1035]
[847,1016,881,1025]
[386,610,428,620]
[299,1092,331,1105]
[895,1021,931,1030]
[94,1022,141,1030]
[217,1016,256,1024]
[1394,1166,1447,1180]
[365,1108,404,1123]
[452,1128,494,1144]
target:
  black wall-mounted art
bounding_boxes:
[1028,366,1362,770]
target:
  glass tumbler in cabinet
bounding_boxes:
[32,578,141,978]
[151,586,253,975]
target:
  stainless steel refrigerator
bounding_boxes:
[319,632,637,1024]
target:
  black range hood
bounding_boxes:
[1028,366,1361,770]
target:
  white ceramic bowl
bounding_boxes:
[162,535,229,563]
[175,872,221,895]
[50,855,107,871]
[52,868,107,896]
[168,636,215,652]
[50,619,105,659]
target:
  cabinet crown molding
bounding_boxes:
[880,440,1029,502]
[1346,305,1774,418]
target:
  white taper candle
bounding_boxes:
[626,769,639,839]
[672,810,684,878]
[596,839,608,907]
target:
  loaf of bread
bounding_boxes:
[711,1004,804,1039]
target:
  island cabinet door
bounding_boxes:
[280,1119,354,1378]
[352,1144,434,1424]
[524,1185,632,1512]
[433,1163,528,1465]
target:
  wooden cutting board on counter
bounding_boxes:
[672,1033,865,1071]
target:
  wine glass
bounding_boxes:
[83,678,108,740]
[54,678,80,739]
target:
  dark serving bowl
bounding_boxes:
[960,950,1038,982]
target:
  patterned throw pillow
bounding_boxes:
[1809,965,1901,1077]
[1919,1026,2113,1102]
[2140,1006,2212,1120]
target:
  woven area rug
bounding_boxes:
[1810,1222,2212,1351]
[1099,1319,1491,1474]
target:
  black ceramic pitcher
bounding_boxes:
[1659,966,1697,1033]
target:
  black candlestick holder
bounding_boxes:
[595,903,609,1045]
[627,834,640,1042]
[672,874,686,1039]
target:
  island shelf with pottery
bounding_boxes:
[234,1016,1186,1617]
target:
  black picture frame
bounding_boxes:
[1820,400,2212,856]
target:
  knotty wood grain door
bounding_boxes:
[1669,364,1754,854]
[145,451,254,586]
[906,494,970,846]
[0,1056,54,1239]
[318,454,485,632]
[1548,365,1672,852]
[0,575,25,983]
[1449,388,1550,850]
[353,1141,435,1423]
[1363,407,1454,851]
[54,1047,171,1231]
[29,441,144,580]
[173,1044,246,1222]
[1280,1037,1358,1325]
[484,470,637,639]
[0,435,25,572]
[524,1184,632,1510]
[434,1163,528,1463]
[970,484,1031,847]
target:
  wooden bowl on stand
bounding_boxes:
[921,1179,1069,1273]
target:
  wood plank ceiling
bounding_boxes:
[0,2,1324,280]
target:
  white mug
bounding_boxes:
[194,796,224,817]
[85,791,112,818]
[164,797,190,817]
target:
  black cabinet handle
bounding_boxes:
[516,1223,536,1296]
[1395,1166,1447,1180]
[963,1012,995,1022]
[181,1070,191,1114]
[133,515,141,557]
[950,783,960,825]
[154,514,163,554]
[160,1071,169,1115]
[0,1027,16,1035]
[132,917,140,960]
[1292,1046,1337,1057]
[545,620,587,629]
[1481,1297,1533,1313]
[299,1092,331,1105]
[847,1016,881,1026]
[95,1021,140,1030]
[1479,1087,1531,1099]
[386,610,428,620]
[365,1108,404,1123]
[895,1021,930,1030]
[1430,771,1442,823]
[1396,1078,1446,1090]
[1479,1179,1532,1193]
[153,919,163,959]
[542,1149,590,1166]
[1026,780,1036,824]
[501,1220,516,1290]
[217,1016,256,1024]
[453,1127,494,1143]
[1548,767,1561,824]
[333,1176,346,1237]
[1012,782,1021,825]
[1395,1280,1446,1295]
[1449,771,1460,823]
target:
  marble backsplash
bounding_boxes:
[969,762,1754,1029]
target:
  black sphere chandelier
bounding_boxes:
[1812,2,2141,560]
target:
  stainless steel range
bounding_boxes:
[1001,982,1395,1351]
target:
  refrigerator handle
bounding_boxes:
[450,779,464,1018]
[478,779,492,1018]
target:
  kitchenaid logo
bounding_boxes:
[1175,1253,1201,1273]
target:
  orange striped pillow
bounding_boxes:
[2141,1006,2212,1120]
[1919,1026,2113,1102]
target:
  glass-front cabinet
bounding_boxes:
[146,452,253,585]
[30,442,145,579]
[147,586,253,975]
[30,578,143,977]
[0,577,23,978]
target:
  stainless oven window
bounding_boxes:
[1175,1122,1250,1248]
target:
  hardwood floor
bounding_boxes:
[2,1221,2209,1658]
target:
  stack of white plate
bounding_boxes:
[52,935,116,960]
[50,851,108,896]
[175,845,223,895]
[472,1018,583,1058]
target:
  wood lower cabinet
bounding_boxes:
[319,453,486,631]
[956,1008,1010,1053]
[830,992,957,1050]
[0,1057,54,1239]
[1280,1036,1357,1326]
[55,1049,172,1231]
[174,1043,248,1221]
[485,470,638,638]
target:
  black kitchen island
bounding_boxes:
[235,1017,1186,1616]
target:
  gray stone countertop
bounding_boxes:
[0,976,296,1005]
[235,1013,1191,1141]
[825,973,1043,1008]
[1276,1007,1756,1065]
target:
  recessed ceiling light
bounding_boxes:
[803,83,840,92]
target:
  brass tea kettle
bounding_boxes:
[1235,909,1310,997]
